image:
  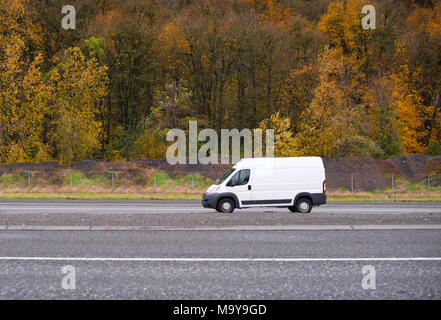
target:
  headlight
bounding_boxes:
[207,185,221,193]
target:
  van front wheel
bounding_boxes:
[288,206,297,213]
[217,198,235,213]
[295,198,312,213]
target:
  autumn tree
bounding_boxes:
[0,0,52,163]
[391,2,441,152]
[50,47,108,166]
[318,0,376,73]
[364,76,401,157]
[3,0,441,165]
[294,47,370,157]
[258,111,296,157]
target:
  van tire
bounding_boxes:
[288,206,297,213]
[295,198,312,213]
[217,198,235,213]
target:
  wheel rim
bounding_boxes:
[299,201,309,212]
[222,202,231,212]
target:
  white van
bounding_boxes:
[202,157,326,213]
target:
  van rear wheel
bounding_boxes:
[288,206,297,213]
[295,198,312,213]
[217,198,235,213]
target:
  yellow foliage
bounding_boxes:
[51,47,109,166]
[391,65,429,153]
[157,20,191,69]
[261,0,290,26]
[258,112,296,157]
[0,26,52,163]
[318,0,375,72]
[294,47,360,157]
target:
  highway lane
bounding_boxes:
[0,199,441,214]
[0,199,441,228]
[0,200,440,299]
[0,229,440,299]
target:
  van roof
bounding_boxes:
[233,157,324,169]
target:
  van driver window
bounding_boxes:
[230,169,250,186]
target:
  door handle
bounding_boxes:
[248,185,251,190]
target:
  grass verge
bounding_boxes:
[0,192,202,200]
[0,191,440,201]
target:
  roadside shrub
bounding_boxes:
[0,173,22,187]
[337,135,384,158]
[62,171,106,188]
[406,183,417,193]
[428,141,441,155]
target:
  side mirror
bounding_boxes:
[226,180,234,187]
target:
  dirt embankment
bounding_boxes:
[325,154,441,191]
[0,154,440,192]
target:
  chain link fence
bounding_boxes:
[0,158,440,195]
[0,168,211,194]
[329,171,439,196]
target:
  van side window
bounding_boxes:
[229,169,250,186]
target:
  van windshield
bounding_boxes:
[216,168,236,185]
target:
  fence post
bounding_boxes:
[351,172,354,194]
[154,172,156,191]
[428,175,431,193]
[111,171,114,190]
[191,172,194,190]
[391,174,394,197]
[21,170,31,192]
[70,170,73,191]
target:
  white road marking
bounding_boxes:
[0,207,208,212]
[0,203,199,207]
[1,224,441,231]
[1,207,441,214]
[0,257,440,262]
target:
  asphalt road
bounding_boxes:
[0,199,440,227]
[1,199,441,214]
[0,200,440,299]
[0,229,440,299]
